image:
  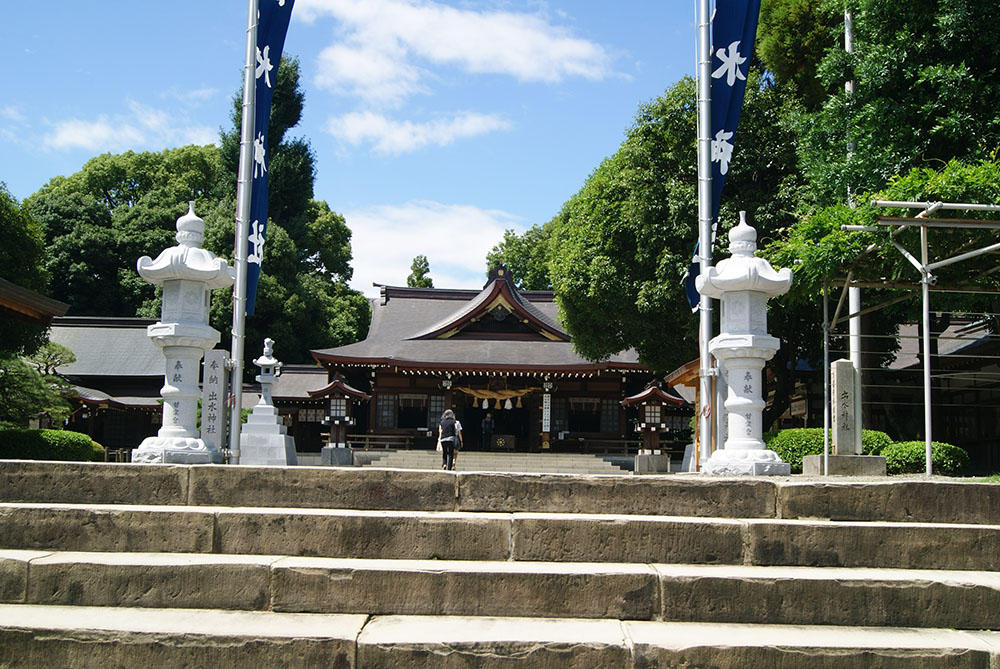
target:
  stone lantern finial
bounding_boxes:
[729,211,756,256]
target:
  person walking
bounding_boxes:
[438,409,462,470]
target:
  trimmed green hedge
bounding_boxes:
[765,428,824,474]
[882,441,970,476]
[764,428,893,473]
[0,429,104,462]
[860,429,893,455]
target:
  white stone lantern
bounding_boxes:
[696,213,793,475]
[133,202,235,463]
[239,338,298,466]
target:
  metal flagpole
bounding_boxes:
[845,8,864,451]
[697,0,715,467]
[823,284,830,475]
[229,0,259,465]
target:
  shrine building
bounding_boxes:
[309,267,691,454]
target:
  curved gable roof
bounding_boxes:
[408,268,568,341]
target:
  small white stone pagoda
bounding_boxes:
[239,338,298,466]
[697,213,794,476]
[133,202,234,464]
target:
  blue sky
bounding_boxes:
[2,1,695,297]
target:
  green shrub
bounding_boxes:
[766,428,825,473]
[90,440,106,462]
[0,429,101,462]
[766,428,896,473]
[882,441,970,476]
[861,430,892,455]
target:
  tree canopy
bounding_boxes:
[0,184,51,358]
[407,255,434,288]
[487,0,1000,429]
[24,57,370,367]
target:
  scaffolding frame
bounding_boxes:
[831,200,1000,475]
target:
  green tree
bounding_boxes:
[213,55,370,364]
[407,255,433,288]
[24,56,370,366]
[220,56,315,252]
[547,73,803,376]
[486,224,554,290]
[756,0,841,109]
[797,0,1000,205]
[0,183,51,358]
[0,354,74,429]
[25,146,226,317]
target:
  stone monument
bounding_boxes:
[696,213,793,476]
[239,338,298,466]
[802,359,886,476]
[133,202,234,464]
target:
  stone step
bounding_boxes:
[0,604,996,668]
[4,549,1000,630]
[2,503,999,571]
[4,461,1000,525]
[363,452,630,474]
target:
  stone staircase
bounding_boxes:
[359,450,632,474]
[1,459,999,667]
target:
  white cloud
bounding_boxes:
[43,118,146,152]
[328,110,510,153]
[42,100,216,152]
[298,0,613,106]
[1,106,26,123]
[343,200,526,296]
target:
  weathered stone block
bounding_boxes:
[512,513,744,564]
[778,480,1000,525]
[27,553,274,610]
[0,604,364,668]
[357,615,631,668]
[215,509,510,560]
[802,454,886,476]
[272,558,659,620]
[745,519,1000,570]
[459,474,777,518]
[0,504,214,554]
[634,454,670,474]
[322,446,353,466]
[0,552,45,603]
[0,461,188,506]
[188,466,457,510]
[655,564,1000,629]
[627,620,992,669]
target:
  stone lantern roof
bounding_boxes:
[696,212,792,299]
[136,202,234,289]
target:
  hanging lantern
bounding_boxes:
[515,396,523,409]
[482,398,489,409]
[504,398,513,410]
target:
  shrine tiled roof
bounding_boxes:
[312,270,644,374]
[49,317,162,377]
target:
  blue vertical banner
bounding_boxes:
[709,0,761,219]
[685,0,761,311]
[246,0,295,315]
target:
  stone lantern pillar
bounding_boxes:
[133,202,234,463]
[696,213,793,476]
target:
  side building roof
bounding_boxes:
[49,317,162,378]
